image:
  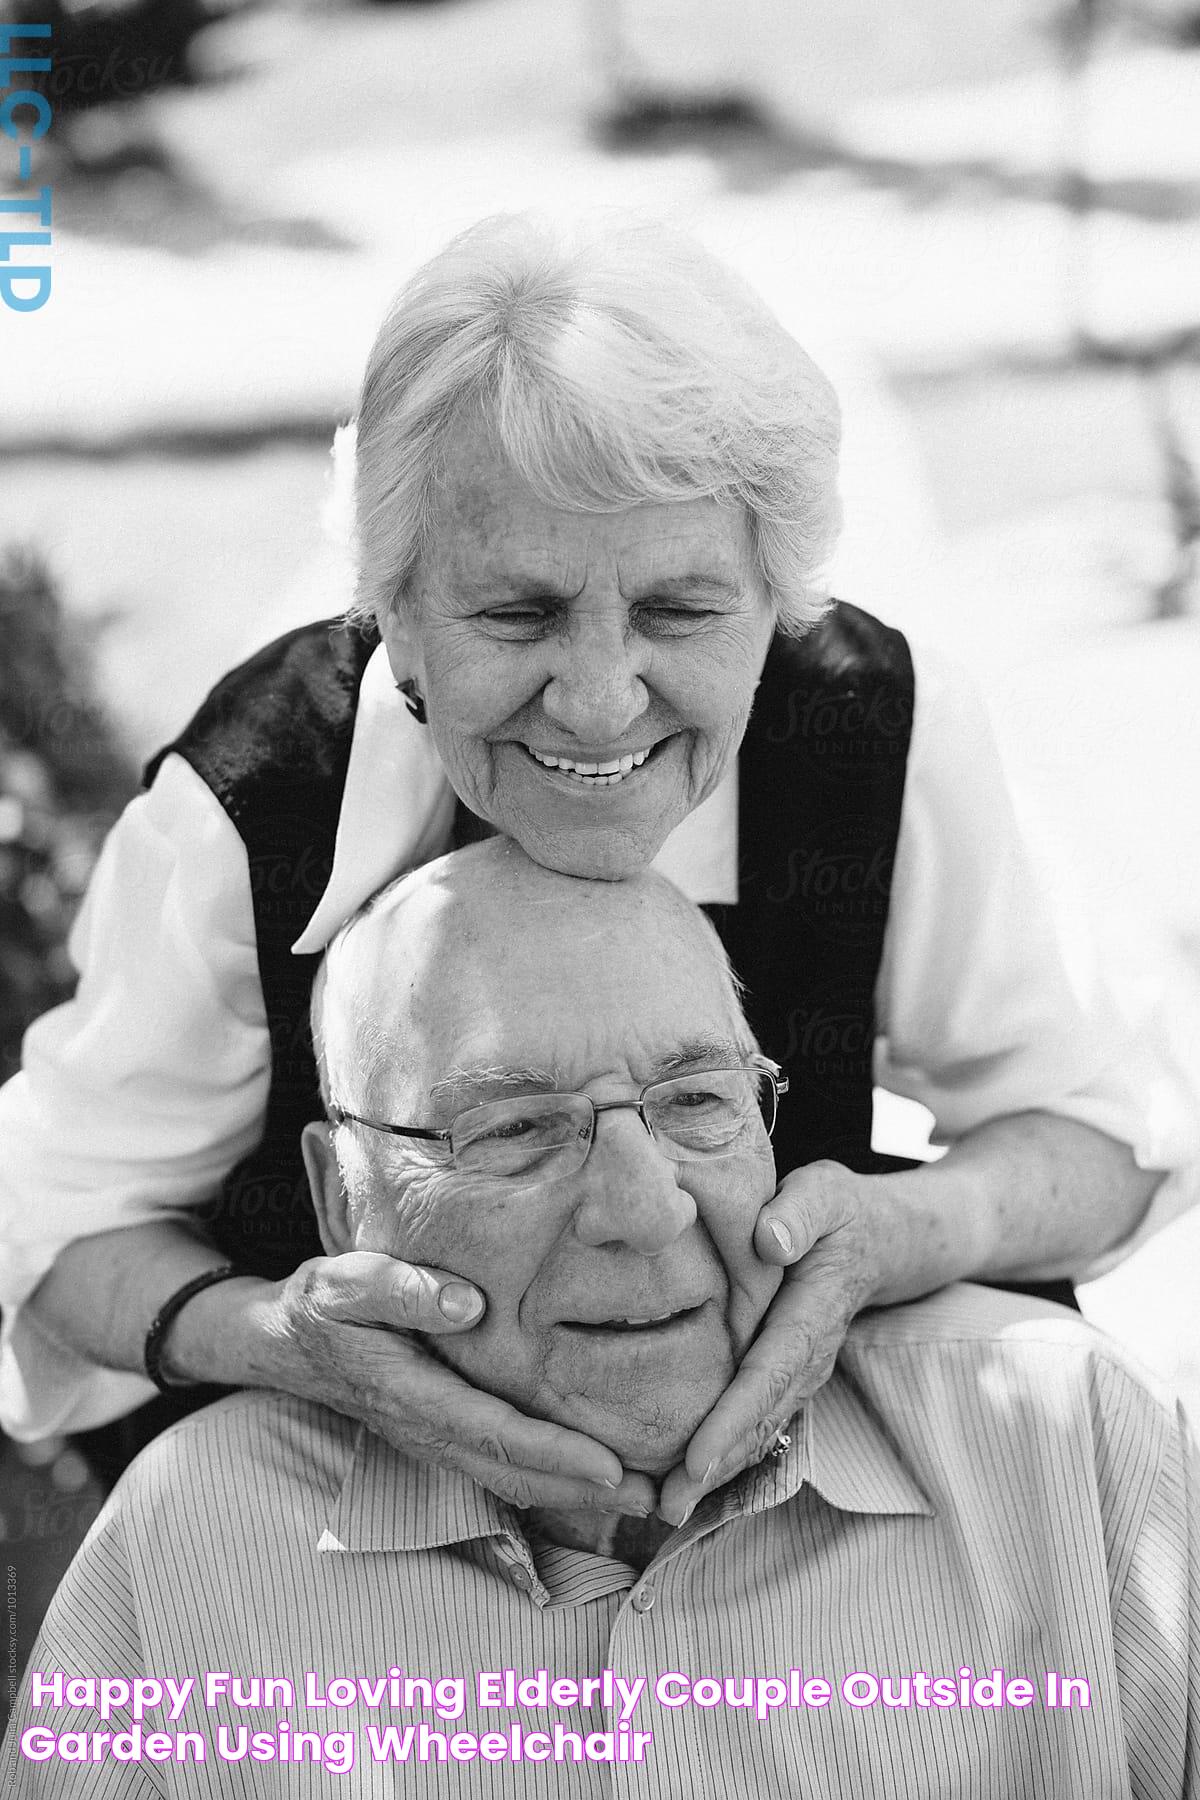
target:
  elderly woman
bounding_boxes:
[0,213,1180,1522]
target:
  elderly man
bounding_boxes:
[4,839,1197,1798]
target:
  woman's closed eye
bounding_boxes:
[475,594,729,634]
[631,599,729,635]
[476,603,561,638]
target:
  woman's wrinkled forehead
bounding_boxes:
[413,416,760,605]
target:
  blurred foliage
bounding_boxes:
[1050,0,1200,41]
[0,549,136,1081]
[1126,3,1200,42]
[11,0,242,117]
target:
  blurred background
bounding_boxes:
[1,0,1198,1732]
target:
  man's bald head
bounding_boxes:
[312,836,753,1125]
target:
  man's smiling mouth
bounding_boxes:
[562,1303,703,1335]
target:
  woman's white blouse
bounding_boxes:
[0,643,1194,1438]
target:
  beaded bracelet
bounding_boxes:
[143,1265,241,1396]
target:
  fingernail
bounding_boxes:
[769,1221,793,1256]
[602,1476,622,1490]
[439,1282,482,1323]
[701,1459,718,1487]
[679,1502,695,1527]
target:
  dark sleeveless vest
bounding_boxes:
[144,604,911,1279]
[86,603,1068,1483]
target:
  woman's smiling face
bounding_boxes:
[380,422,777,880]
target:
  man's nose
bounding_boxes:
[540,606,650,744]
[570,1112,697,1255]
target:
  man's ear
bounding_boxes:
[301,1122,356,1256]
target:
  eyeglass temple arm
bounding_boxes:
[326,1107,450,1143]
[749,1057,788,1096]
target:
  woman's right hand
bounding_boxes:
[213,1251,659,1516]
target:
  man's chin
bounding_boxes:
[432,1338,725,1480]
[615,1441,688,1480]
[575,1396,719,1481]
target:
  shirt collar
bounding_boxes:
[316,1362,932,1563]
[320,1426,515,1555]
[800,1368,934,1518]
[699,1366,933,1532]
[291,646,457,954]
[291,643,739,954]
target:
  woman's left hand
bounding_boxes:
[657,1159,886,1526]
[657,1112,1163,1526]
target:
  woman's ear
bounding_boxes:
[302,1122,356,1256]
[377,601,427,695]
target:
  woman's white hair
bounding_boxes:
[346,210,842,635]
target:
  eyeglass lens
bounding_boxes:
[449,1070,772,1182]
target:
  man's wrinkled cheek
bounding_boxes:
[357,1165,457,1261]
[377,1167,532,1277]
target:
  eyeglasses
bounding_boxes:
[328,1059,788,1187]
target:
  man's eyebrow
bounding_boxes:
[427,1065,560,1111]
[426,1044,746,1110]
[651,1038,748,1078]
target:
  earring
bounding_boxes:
[395,677,427,726]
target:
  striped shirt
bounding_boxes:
[3,1285,1197,1798]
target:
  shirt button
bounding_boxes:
[510,1565,532,1591]
[631,1583,655,1614]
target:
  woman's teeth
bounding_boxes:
[526,747,652,786]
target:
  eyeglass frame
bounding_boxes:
[327,1056,789,1170]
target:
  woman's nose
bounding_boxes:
[571,1114,698,1255]
[540,608,650,743]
